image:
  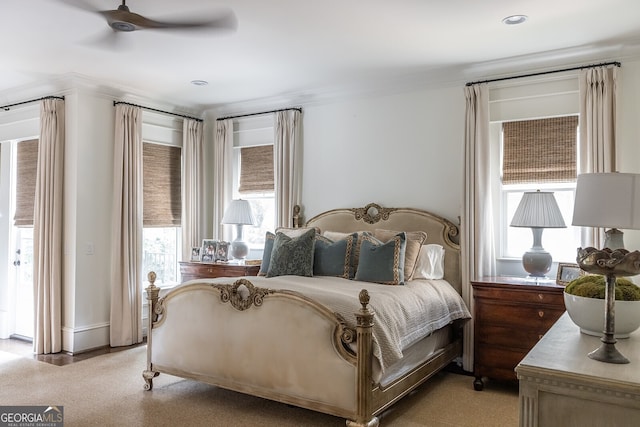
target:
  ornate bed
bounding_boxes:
[142,203,469,426]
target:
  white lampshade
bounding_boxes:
[221,199,256,225]
[511,191,566,228]
[572,173,640,230]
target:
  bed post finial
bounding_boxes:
[349,289,379,427]
[293,204,301,228]
[143,271,160,390]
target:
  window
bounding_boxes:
[489,75,583,275]
[142,142,181,286]
[232,116,276,253]
[500,117,580,266]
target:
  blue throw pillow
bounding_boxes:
[313,233,358,279]
[258,232,276,276]
[266,228,316,277]
[354,232,406,285]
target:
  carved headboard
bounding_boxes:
[303,203,461,294]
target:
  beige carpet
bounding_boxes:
[0,346,518,426]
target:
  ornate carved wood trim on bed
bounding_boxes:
[143,203,466,427]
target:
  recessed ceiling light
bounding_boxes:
[190,80,209,86]
[502,15,528,25]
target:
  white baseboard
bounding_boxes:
[62,316,150,354]
[62,322,110,354]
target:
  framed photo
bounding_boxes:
[201,239,218,263]
[190,246,201,262]
[556,263,584,286]
[216,241,230,262]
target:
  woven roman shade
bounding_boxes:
[143,142,181,226]
[238,145,274,194]
[502,116,578,184]
[14,139,38,227]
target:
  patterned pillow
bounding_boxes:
[373,229,427,281]
[354,232,406,285]
[313,233,358,279]
[266,228,316,277]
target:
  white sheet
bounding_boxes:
[185,275,471,373]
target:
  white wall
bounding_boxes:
[300,84,465,223]
[62,89,115,351]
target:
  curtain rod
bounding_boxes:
[465,61,621,86]
[1,95,65,111]
[216,107,302,121]
[113,101,203,122]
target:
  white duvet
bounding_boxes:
[186,275,471,373]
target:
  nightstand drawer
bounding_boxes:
[476,324,554,350]
[476,303,564,329]
[473,286,564,307]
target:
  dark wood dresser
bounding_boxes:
[179,261,261,282]
[472,276,566,390]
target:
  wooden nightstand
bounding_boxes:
[472,276,565,391]
[179,261,261,282]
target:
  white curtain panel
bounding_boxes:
[578,66,618,248]
[461,84,496,371]
[33,98,65,355]
[110,104,143,347]
[181,119,204,261]
[274,110,301,228]
[213,119,234,240]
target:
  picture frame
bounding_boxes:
[556,263,585,286]
[216,241,230,262]
[201,239,218,263]
[190,246,202,262]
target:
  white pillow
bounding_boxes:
[414,244,445,280]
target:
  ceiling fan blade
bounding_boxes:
[102,8,237,32]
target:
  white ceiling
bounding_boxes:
[2,0,640,112]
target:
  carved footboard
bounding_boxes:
[143,272,380,427]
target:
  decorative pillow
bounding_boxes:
[258,232,276,276]
[275,226,320,238]
[373,229,427,280]
[313,233,358,279]
[266,228,316,277]
[414,244,446,280]
[354,233,406,285]
[322,230,370,276]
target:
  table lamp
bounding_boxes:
[221,199,256,261]
[510,190,566,278]
[572,172,640,364]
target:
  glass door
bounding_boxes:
[13,227,34,339]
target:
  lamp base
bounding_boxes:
[230,240,249,260]
[604,228,625,250]
[522,249,552,278]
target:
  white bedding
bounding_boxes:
[185,275,471,374]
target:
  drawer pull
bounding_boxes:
[538,334,543,340]
[207,269,214,273]
[538,310,544,318]
[538,294,544,300]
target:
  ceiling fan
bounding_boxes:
[58,0,237,33]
